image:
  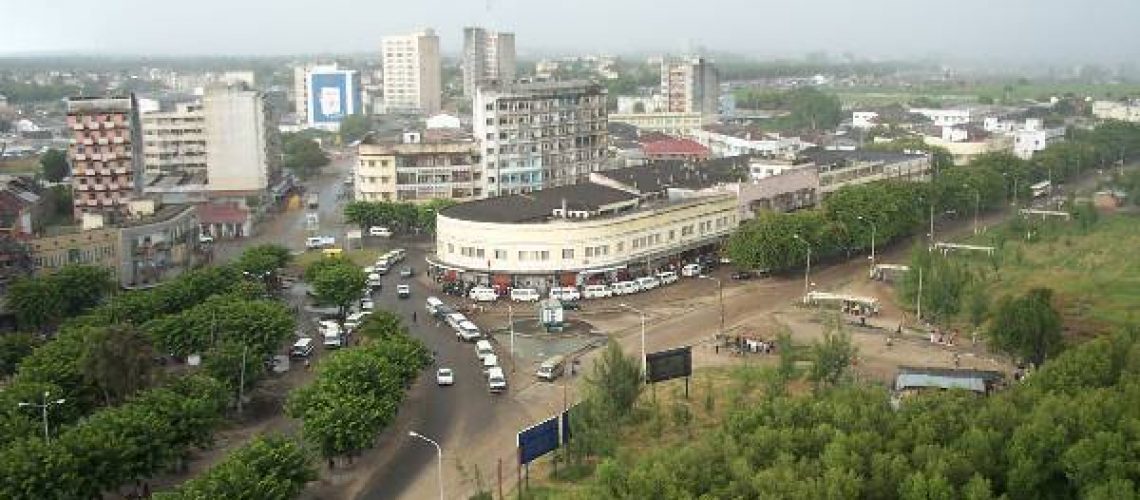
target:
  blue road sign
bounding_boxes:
[518,416,560,465]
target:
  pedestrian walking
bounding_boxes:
[413,311,417,323]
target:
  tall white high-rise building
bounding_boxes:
[474,80,608,197]
[204,85,279,195]
[661,56,719,116]
[462,27,516,97]
[381,29,442,114]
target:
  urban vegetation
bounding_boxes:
[343,198,457,235]
[726,121,1140,275]
[303,257,367,320]
[732,87,844,131]
[0,247,306,498]
[286,313,429,463]
[153,434,316,500]
[281,132,331,179]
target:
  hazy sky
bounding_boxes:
[3,0,1138,62]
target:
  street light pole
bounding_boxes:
[508,303,515,373]
[409,431,444,500]
[620,304,647,377]
[17,391,66,442]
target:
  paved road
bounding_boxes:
[213,153,354,263]
[354,246,525,500]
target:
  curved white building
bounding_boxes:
[428,183,738,290]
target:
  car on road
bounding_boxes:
[305,236,336,250]
[361,297,375,310]
[549,286,581,301]
[396,284,411,298]
[469,286,498,302]
[436,368,454,386]
[611,281,639,296]
[488,367,507,393]
[655,271,679,285]
[482,353,499,373]
[560,299,582,311]
[635,276,661,291]
[369,226,393,237]
[400,267,414,278]
[198,233,214,244]
[681,263,703,277]
[456,319,481,341]
[510,288,541,302]
[582,284,613,299]
[731,270,754,280]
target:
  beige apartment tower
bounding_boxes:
[381,29,442,114]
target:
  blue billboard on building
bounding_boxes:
[307,70,360,128]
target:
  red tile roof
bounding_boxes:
[195,203,248,225]
[640,137,710,156]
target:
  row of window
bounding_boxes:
[445,217,736,261]
[34,245,116,270]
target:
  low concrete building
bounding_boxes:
[640,137,710,163]
[803,150,933,195]
[28,203,201,289]
[923,127,1013,166]
[429,182,738,291]
[609,111,706,135]
[355,131,483,203]
[1092,100,1140,123]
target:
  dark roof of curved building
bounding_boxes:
[439,184,639,224]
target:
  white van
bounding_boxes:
[536,355,566,381]
[367,273,382,288]
[549,286,581,301]
[456,320,481,341]
[322,327,343,348]
[344,311,370,332]
[290,337,315,358]
[612,281,639,296]
[510,288,541,302]
[635,276,661,291]
[582,284,613,299]
[488,367,507,393]
[469,286,498,302]
[475,339,495,362]
[445,312,468,331]
[655,271,679,285]
[425,296,445,316]
[681,263,703,277]
[390,248,406,262]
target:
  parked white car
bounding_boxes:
[549,286,581,301]
[469,286,498,302]
[635,276,661,291]
[361,297,375,310]
[655,271,679,285]
[456,320,481,341]
[436,368,454,386]
[510,288,541,302]
[369,226,393,237]
[611,281,639,296]
[681,263,703,277]
[582,284,613,299]
[305,236,336,249]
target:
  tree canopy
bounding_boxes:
[282,133,330,179]
[153,434,316,500]
[39,149,69,182]
[337,114,372,144]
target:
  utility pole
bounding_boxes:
[508,303,515,373]
[928,204,935,243]
[237,344,248,416]
[18,392,66,442]
[916,267,923,323]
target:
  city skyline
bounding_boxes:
[4,0,1140,63]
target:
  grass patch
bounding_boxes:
[961,213,1140,333]
[519,362,787,497]
[0,158,41,174]
[291,248,386,271]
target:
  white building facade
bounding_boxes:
[382,29,442,114]
[204,86,278,195]
[1092,100,1140,123]
[909,108,971,127]
[430,185,738,289]
[473,80,609,196]
[355,132,483,203]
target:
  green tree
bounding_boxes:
[338,114,372,144]
[80,324,155,405]
[308,260,366,320]
[153,434,316,500]
[786,87,843,130]
[809,316,856,389]
[0,333,40,377]
[53,265,115,316]
[282,133,330,179]
[7,276,63,331]
[356,310,405,341]
[566,341,642,464]
[988,288,1063,366]
[39,148,70,182]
